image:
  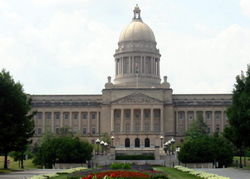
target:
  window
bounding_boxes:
[135,121,140,132]
[83,128,87,135]
[91,113,96,120]
[125,123,130,132]
[92,128,96,134]
[55,112,60,120]
[114,111,120,118]
[56,128,60,134]
[145,138,150,147]
[125,138,130,148]
[144,123,150,131]
[63,112,69,120]
[82,112,88,120]
[45,112,51,119]
[37,128,42,135]
[73,112,78,119]
[36,112,43,120]
[135,138,140,148]
[125,110,130,119]
[144,110,150,118]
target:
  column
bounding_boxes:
[121,58,123,75]
[121,109,124,132]
[150,108,154,131]
[60,112,63,128]
[96,111,99,134]
[176,111,178,134]
[221,110,224,132]
[131,57,134,74]
[130,109,134,132]
[51,114,54,133]
[78,112,81,132]
[140,109,144,131]
[140,56,143,73]
[69,112,72,128]
[111,109,114,132]
[87,111,90,134]
[185,111,188,131]
[212,111,215,133]
[160,108,164,132]
[42,112,45,133]
[129,57,131,74]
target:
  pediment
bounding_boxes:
[111,93,162,104]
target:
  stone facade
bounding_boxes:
[31,6,231,148]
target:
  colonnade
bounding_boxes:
[110,107,164,133]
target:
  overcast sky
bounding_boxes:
[0,0,250,95]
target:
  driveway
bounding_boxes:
[0,169,63,179]
[197,168,250,179]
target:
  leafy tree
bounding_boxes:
[186,114,209,140]
[33,135,93,168]
[178,117,233,167]
[224,65,250,168]
[0,69,34,169]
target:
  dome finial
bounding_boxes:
[133,4,141,20]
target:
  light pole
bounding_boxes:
[111,136,114,147]
[95,138,100,155]
[170,138,175,155]
[100,141,105,155]
[160,136,164,148]
[104,142,108,155]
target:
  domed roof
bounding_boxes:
[118,5,156,42]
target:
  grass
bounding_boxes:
[0,156,38,173]
[50,174,68,179]
[233,156,250,169]
[154,167,202,179]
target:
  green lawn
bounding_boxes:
[233,156,250,169]
[0,156,38,173]
[154,167,202,179]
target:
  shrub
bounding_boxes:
[115,154,155,160]
[110,163,131,169]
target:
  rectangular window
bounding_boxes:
[82,112,88,120]
[91,112,96,119]
[45,112,51,119]
[83,128,87,135]
[72,112,78,119]
[37,128,42,135]
[36,112,43,120]
[54,112,60,120]
[92,128,96,134]
[56,128,60,134]
[63,112,69,120]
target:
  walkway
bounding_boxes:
[0,169,63,179]
[197,168,250,179]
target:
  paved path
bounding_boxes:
[197,168,250,179]
[0,169,63,179]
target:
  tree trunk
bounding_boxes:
[21,153,24,169]
[239,149,243,168]
[4,152,8,169]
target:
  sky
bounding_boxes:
[0,0,250,95]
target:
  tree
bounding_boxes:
[186,114,209,140]
[224,65,250,168]
[178,116,233,167]
[33,135,93,168]
[0,69,34,169]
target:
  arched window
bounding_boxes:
[125,138,130,148]
[145,138,150,147]
[135,138,140,148]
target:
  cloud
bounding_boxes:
[240,0,250,17]
[158,24,250,93]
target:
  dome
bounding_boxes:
[119,20,156,42]
[118,5,156,43]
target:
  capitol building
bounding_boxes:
[31,5,232,148]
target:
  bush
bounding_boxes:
[110,163,131,169]
[115,154,155,160]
